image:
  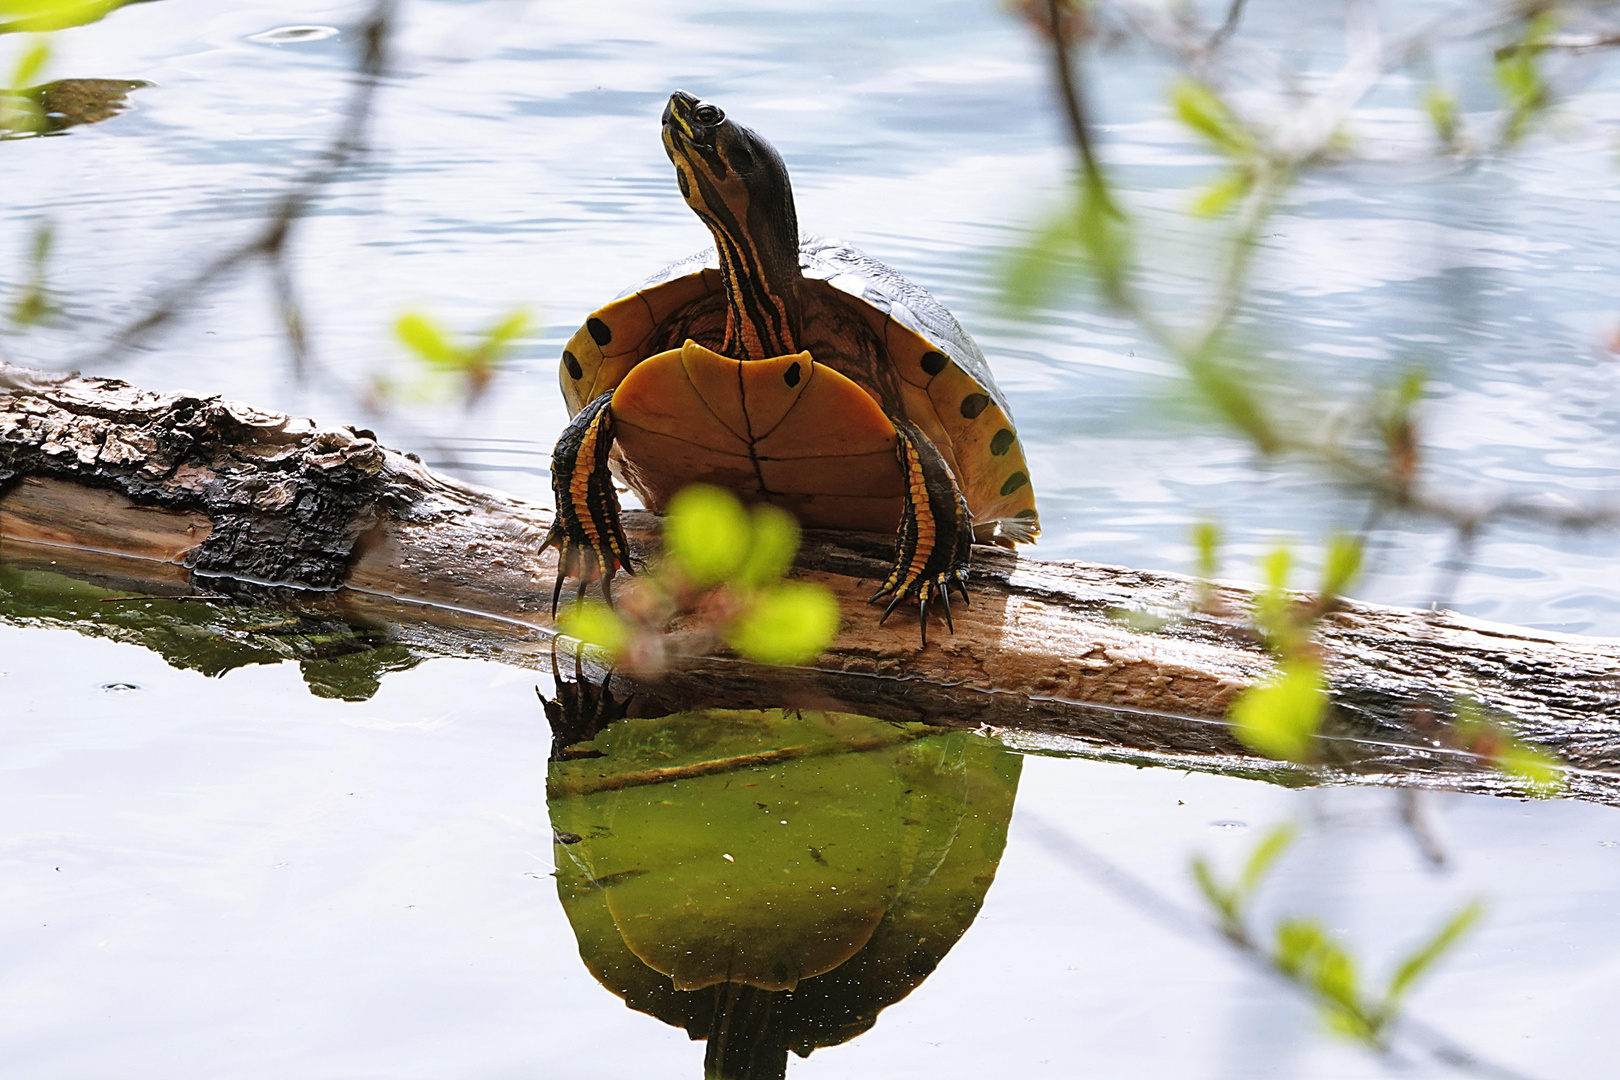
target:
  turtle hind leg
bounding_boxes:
[870,420,974,647]
[540,390,633,615]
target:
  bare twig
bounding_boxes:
[1021,813,1543,1080]
[1205,0,1248,51]
[1036,0,1620,572]
[75,0,397,368]
[1398,789,1449,868]
[1044,0,1111,200]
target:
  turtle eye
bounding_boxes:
[693,103,723,125]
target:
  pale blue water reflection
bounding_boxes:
[2,2,1619,1076]
[6,0,1615,630]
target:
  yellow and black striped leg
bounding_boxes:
[870,420,974,647]
[539,391,633,614]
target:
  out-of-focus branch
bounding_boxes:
[1020,814,1544,1080]
[1205,0,1248,51]
[76,0,397,369]
[1036,0,1620,561]
[1044,0,1108,193]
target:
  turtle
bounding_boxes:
[542,90,1039,643]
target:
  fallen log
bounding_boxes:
[3,361,1618,803]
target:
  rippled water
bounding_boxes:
[7,0,1616,630]
[3,2,1620,1077]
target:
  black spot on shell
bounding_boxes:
[587,317,612,347]
[1000,472,1030,496]
[920,350,947,376]
[563,350,583,380]
[1015,507,1038,518]
[676,169,690,199]
[783,361,802,388]
[960,393,990,419]
[990,428,1015,456]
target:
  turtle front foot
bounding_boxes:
[870,422,975,647]
[540,391,633,614]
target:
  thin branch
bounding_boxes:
[267,249,310,377]
[1206,0,1248,51]
[1045,0,1110,196]
[1398,788,1449,868]
[75,0,397,368]
[1020,813,1545,1080]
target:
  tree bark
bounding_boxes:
[3,362,1617,803]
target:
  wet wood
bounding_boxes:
[3,361,1618,804]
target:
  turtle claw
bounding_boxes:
[873,569,970,647]
[870,421,975,647]
[541,391,633,615]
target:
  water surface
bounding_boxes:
[3,2,1619,1077]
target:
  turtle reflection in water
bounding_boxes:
[545,699,1021,1079]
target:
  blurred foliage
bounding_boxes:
[557,485,839,670]
[0,33,47,134]
[1194,823,1486,1049]
[0,0,157,34]
[384,307,530,408]
[8,219,52,326]
[1229,660,1327,763]
[1495,10,1558,146]
[1,0,152,139]
[1215,534,1362,764]
[1449,696,1566,796]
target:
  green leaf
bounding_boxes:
[1422,83,1460,148]
[1386,899,1484,1004]
[1190,167,1253,218]
[1238,822,1296,900]
[1002,171,1131,312]
[556,599,630,660]
[395,311,461,368]
[1192,521,1220,580]
[1274,916,1325,977]
[1319,535,1362,599]
[1250,544,1298,651]
[482,307,531,351]
[1229,660,1325,762]
[0,0,136,34]
[1190,855,1236,924]
[1184,350,1280,455]
[8,34,46,88]
[1451,696,1566,795]
[1494,10,1558,145]
[1275,917,1377,1043]
[1261,546,1292,591]
[1170,78,1254,156]
[1498,742,1565,796]
[726,580,840,666]
[27,218,51,263]
[1312,941,1360,1013]
[664,484,752,588]
[736,503,799,588]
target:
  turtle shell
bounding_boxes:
[560,237,1039,543]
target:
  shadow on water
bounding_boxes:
[540,660,1021,1080]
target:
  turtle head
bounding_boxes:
[662,91,802,356]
